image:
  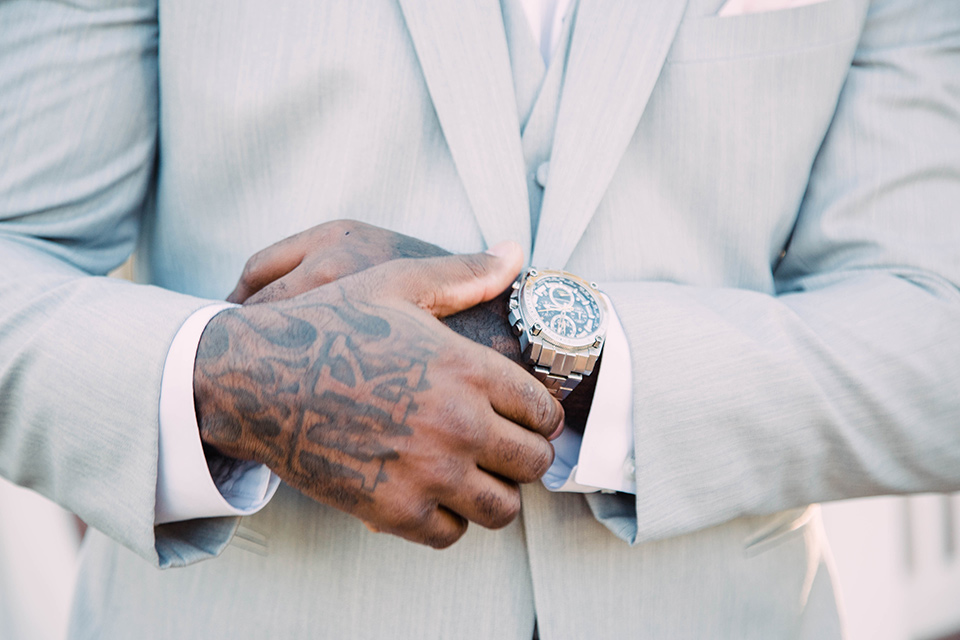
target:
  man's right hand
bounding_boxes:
[194,245,564,549]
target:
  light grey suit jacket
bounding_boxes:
[1,0,958,637]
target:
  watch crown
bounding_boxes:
[531,323,543,336]
[513,321,524,336]
[508,298,518,309]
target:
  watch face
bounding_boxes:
[523,274,604,346]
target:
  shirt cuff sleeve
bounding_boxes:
[541,296,637,495]
[155,304,282,525]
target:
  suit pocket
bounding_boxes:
[228,524,270,557]
[743,505,818,556]
[667,0,864,62]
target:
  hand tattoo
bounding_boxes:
[196,288,437,509]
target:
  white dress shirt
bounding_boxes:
[154,0,636,524]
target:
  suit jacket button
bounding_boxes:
[535,161,550,188]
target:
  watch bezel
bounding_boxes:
[516,269,608,350]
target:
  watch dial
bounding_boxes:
[526,276,603,341]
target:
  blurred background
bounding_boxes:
[822,495,960,640]
[2,479,960,640]
[0,478,83,640]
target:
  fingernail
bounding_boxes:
[484,240,517,259]
[548,420,565,441]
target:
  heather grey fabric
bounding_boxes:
[1,0,958,637]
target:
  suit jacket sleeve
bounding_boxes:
[0,0,237,568]
[587,0,960,545]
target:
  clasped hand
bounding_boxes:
[194,221,563,549]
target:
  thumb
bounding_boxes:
[388,240,523,317]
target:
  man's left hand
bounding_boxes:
[228,219,597,432]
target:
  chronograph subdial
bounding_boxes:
[548,313,577,338]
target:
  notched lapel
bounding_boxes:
[531,0,690,268]
[398,0,531,254]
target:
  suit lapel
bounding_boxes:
[398,0,531,254]
[531,0,689,268]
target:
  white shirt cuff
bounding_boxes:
[542,297,637,495]
[155,304,281,525]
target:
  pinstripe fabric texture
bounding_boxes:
[2,0,959,637]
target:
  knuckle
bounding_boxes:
[457,253,489,281]
[320,219,353,240]
[261,280,288,301]
[426,520,467,550]
[410,266,441,310]
[310,220,349,249]
[427,455,467,492]
[476,488,520,529]
[442,399,483,446]
[240,252,265,284]
[493,436,526,467]
[512,443,552,483]
[420,289,440,312]
[490,435,552,484]
[528,443,554,480]
[530,386,560,433]
[396,498,435,530]
[469,350,514,395]
[310,261,340,286]
[447,349,482,383]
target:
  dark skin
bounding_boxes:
[225,220,598,432]
[195,238,566,548]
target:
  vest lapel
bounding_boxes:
[397,0,531,254]
[531,0,689,268]
[517,1,577,242]
[500,0,548,131]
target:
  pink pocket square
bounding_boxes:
[717,0,830,17]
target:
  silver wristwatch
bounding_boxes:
[508,268,608,400]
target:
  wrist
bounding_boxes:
[558,355,600,434]
[441,292,520,362]
[193,307,256,463]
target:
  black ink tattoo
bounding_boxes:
[195,288,436,509]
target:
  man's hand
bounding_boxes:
[196,247,564,548]
[226,220,598,431]
[227,220,520,360]
[227,220,450,305]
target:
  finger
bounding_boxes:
[228,237,306,303]
[439,470,522,530]
[479,353,564,439]
[431,332,563,438]
[369,241,524,317]
[386,504,469,550]
[548,420,565,441]
[244,267,323,305]
[476,413,555,484]
[246,248,381,304]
